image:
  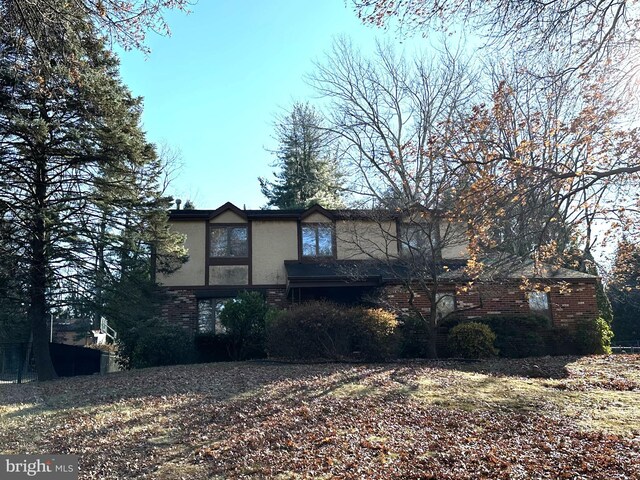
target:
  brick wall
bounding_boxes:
[381,280,598,329]
[161,288,198,335]
[265,287,288,308]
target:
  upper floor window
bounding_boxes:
[210,225,248,258]
[302,224,334,258]
[400,224,436,257]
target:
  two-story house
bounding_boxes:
[158,202,599,336]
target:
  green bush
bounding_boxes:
[351,307,399,361]
[575,317,614,355]
[265,301,399,361]
[397,316,432,358]
[194,334,233,362]
[130,324,194,368]
[447,322,498,359]
[442,314,551,358]
[219,291,270,360]
[547,327,578,356]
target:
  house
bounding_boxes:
[158,202,599,336]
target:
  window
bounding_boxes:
[435,292,455,321]
[197,299,228,334]
[210,226,248,258]
[400,224,436,257]
[301,224,334,258]
[528,291,551,317]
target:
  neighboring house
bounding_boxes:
[158,202,598,336]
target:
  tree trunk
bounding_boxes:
[426,309,439,359]
[29,156,57,381]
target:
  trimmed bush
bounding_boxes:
[398,316,432,358]
[194,334,234,362]
[266,301,352,360]
[447,322,498,359]
[441,314,551,358]
[265,301,398,361]
[131,325,194,368]
[575,317,614,355]
[351,307,399,361]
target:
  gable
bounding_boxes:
[210,210,248,224]
[301,212,332,223]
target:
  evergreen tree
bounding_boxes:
[259,102,344,209]
[609,240,640,343]
[0,13,185,379]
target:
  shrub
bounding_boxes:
[397,316,432,358]
[265,301,352,360]
[442,314,552,358]
[447,322,498,359]
[575,317,614,355]
[265,302,399,361]
[351,307,399,361]
[130,324,194,368]
[547,327,578,356]
[481,315,551,358]
[194,334,233,362]
[219,291,270,360]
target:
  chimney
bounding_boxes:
[176,199,182,210]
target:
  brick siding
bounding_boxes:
[381,280,598,329]
[265,287,288,309]
[160,289,198,334]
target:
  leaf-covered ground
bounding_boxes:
[1,355,639,479]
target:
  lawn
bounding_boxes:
[1,355,639,479]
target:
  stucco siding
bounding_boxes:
[440,221,469,259]
[158,221,206,286]
[252,220,298,284]
[209,265,249,285]
[302,212,332,223]
[336,220,398,260]
[210,210,247,224]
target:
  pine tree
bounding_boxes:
[0,14,185,379]
[259,102,344,209]
[609,240,640,343]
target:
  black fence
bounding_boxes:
[49,343,101,377]
[0,343,37,384]
[0,342,104,383]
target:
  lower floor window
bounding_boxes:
[435,292,456,321]
[198,299,229,334]
[528,291,551,318]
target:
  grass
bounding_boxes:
[1,355,639,479]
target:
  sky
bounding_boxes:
[117,0,408,210]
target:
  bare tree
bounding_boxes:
[309,39,477,357]
[353,0,639,78]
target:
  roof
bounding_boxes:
[168,201,427,222]
[284,255,596,290]
[439,254,597,281]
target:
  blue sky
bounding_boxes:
[117,0,405,209]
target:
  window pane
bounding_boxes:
[214,299,228,334]
[317,226,333,256]
[528,291,549,312]
[435,293,455,321]
[198,300,214,334]
[210,228,228,257]
[229,227,248,257]
[302,226,316,257]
